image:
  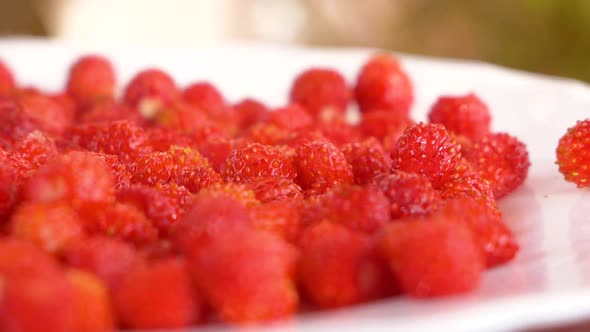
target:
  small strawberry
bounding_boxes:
[222,143,296,183]
[295,140,353,191]
[341,137,392,185]
[556,119,590,188]
[66,269,116,332]
[289,68,350,116]
[66,55,116,106]
[428,93,491,140]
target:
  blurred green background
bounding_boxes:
[1,0,588,82]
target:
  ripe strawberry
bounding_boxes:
[303,184,390,234]
[182,82,235,127]
[195,135,235,173]
[341,137,392,185]
[66,55,116,106]
[83,202,158,246]
[66,269,115,332]
[123,68,179,113]
[64,236,142,287]
[358,110,414,150]
[295,140,353,191]
[79,99,144,125]
[222,143,296,183]
[65,120,152,163]
[233,98,269,130]
[315,113,360,146]
[198,182,259,207]
[391,122,462,189]
[354,54,413,115]
[298,222,393,308]
[0,98,41,146]
[463,132,530,198]
[22,150,115,210]
[0,59,15,95]
[438,160,498,212]
[289,68,350,116]
[0,159,18,218]
[438,197,518,267]
[94,152,132,189]
[117,183,192,236]
[0,271,74,332]
[174,192,252,253]
[428,93,491,140]
[49,92,77,123]
[249,200,302,242]
[556,119,590,188]
[11,131,58,171]
[0,238,62,278]
[268,103,314,131]
[14,92,71,135]
[10,201,84,255]
[113,258,200,329]
[378,217,483,297]
[372,171,441,220]
[188,229,298,323]
[146,127,196,152]
[131,145,221,193]
[244,177,304,203]
[152,100,210,133]
[242,123,294,146]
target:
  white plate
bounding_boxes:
[3,38,590,332]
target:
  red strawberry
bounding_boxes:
[222,143,296,183]
[556,119,590,188]
[10,201,84,255]
[123,68,179,113]
[358,110,414,150]
[463,132,530,198]
[295,140,353,192]
[113,258,200,329]
[64,236,142,287]
[11,131,58,171]
[22,150,115,210]
[66,55,116,106]
[298,222,394,308]
[341,137,392,185]
[428,93,491,140]
[249,200,301,242]
[391,122,462,188]
[303,184,390,234]
[354,54,413,115]
[268,103,314,131]
[14,92,71,135]
[66,269,115,332]
[244,177,304,203]
[372,171,441,219]
[233,98,269,130]
[188,228,298,323]
[290,68,350,116]
[378,217,483,297]
[438,197,518,267]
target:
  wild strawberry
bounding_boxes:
[341,137,392,185]
[372,171,441,220]
[146,127,196,152]
[378,217,483,297]
[79,99,144,125]
[438,197,518,267]
[117,183,192,236]
[195,135,235,173]
[198,182,259,207]
[249,200,301,242]
[123,68,178,117]
[556,119,590,188]
[358,110,414,150]
[295,140,353,191]
[66,120,152,163]
[438,161,498,212]
[0,98,41,146]
[173,190,252,253]
[222,143,296,183]
[49,92,77,123]
[304,185,390,234]
[64,236,142,287]
[354,54,413,115]
[11,131,58,171]
[10,201,84,255]
[131,145,221,193]
[428,93,491,140]
[66,269,115,332]
[242,123,294,146]
[234,98,269,130]
[298,222,393,308]
[0,158,18,218]
[66,55,116,106]
[0,270,74,332]
[113,258,200,329]
[14,92,71,135]
[94,152,132,189]
[463,132,530,198]
[268,103,314,131]
[22,151,115,210]
[83,202,158,246]
[315,113,360,146]
[290,68,350,116]
[152,100,210,133]
[188,228,298,323]
[244,177,304,203]
[182,81,235,127]
[391,122,462,188]
[0,238,62,278]
[0,59,15,95]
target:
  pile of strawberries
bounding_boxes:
[0,53,531,331]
